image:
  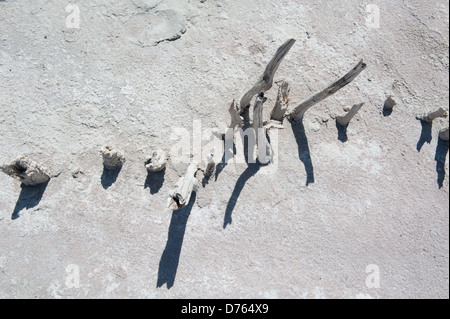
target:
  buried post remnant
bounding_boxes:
[101,146,126,169]
[336,103,365,126]
[1,157,50,186]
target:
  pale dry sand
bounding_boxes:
[0,0,448,298]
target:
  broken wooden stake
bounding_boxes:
[384,94,396,110]
[167,162,200,210]
[145,149,167,172]
[288,59,367,122]
[270,80,291,122]
[252,92,273,163]
[336,103,365,126]
[101,146,125,169]
[229,100,243,129]
[416,107,448,123]
[202,153,216,178]
[253,92,268,141]
[0,157,50,186]
[239,39,296,120]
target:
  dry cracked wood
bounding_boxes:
[264,81,291,130]
[145,149,167,172]
[229,100,243,129]
[270,80,291,122]
[253,92,273,163]
[0,157,50,185]
[288,59,367,121]
[253,92,268,143]
[336,103,365,126]
[168,162,200,210]
[239,39,296,120]
[416,107,448,123]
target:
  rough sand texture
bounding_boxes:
[0,0,448,298]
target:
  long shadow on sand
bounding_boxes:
[157,193,196,289]
[12,180,49,220]
[144,170,165,195]
[435,137,449,189]
[417,120,433,152]
[223,162,261,229]
[101,165,122,189]
[291,119,315,186]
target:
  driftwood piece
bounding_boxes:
[0,157,50,185]
[239,39,296,118]
[416,107,448,123]
[202,153,216,178]
[263,120,284,130]
[289,59,367,121]
[167,162,200,210]
[101,146,125,169]
[336,103,365,126]
[229,100,243,129]
[145,149,167,172]
[252,92,273,163]
[439,127,449,141]
[253,92,268,141]
[263,81,291,130]
[270,81,291,122]
[383,94,396,110]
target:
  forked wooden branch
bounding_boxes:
[288,59,367,121]
[336,103,365,126]
[239,39,296,117]
[416,107,448,123]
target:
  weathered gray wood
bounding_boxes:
[270,80,290,122]
[336,103,365,126]
[239,39,296,117]
[253,92,268,143]
[289,59,367,121]
[416,107,448,123]
[384,94,396,110]
[252,92,273,163]
[228,100,243,129]
[1,157,50,185]
[167,162,200,210]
